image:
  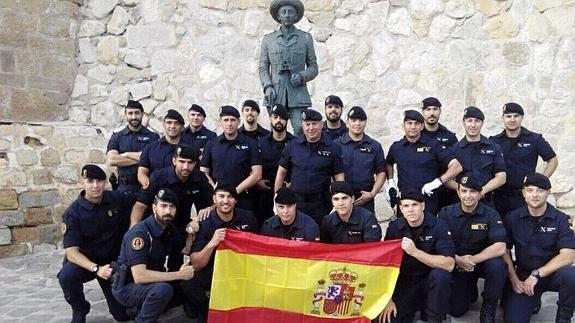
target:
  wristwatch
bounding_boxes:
[91,265,99,273]
[530,269,541,279]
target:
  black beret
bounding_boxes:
[347,106,367,120]
[164,109,185,124]
[219,105,240,119]
[242,99,260,113]
[155,188,179,205]
[463,106,485,121]
[399,188,425,203]
[275,187,298,204]
[173,145,198,161]
[523,173,551,190]
[325,95,344,107]
[301,108,322,121]
[271,104,289,120]
[330,181,354,197]
[421,97,442,109]
[189,104,206,117]
[502,102,524,116]
[458,173,483,191]
[214,182,239,199]
[126,100,143,111]
[81,164,106,180]
[403,110,424,123]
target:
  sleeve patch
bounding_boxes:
[131,237,145,250]
[60,223,67,235]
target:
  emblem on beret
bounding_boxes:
[325,97,330,104]
[131,237,145,251]
[82,169,87,178]
[272,106,278,113]
[461,176,468,184]
[420,101,425,108]
[60,223,67,235]
[301,111,306,119]
[158,189,165,198]
[523,175,528,184]
[464,108,469,114]
[176,147,182,155]
[349,109,355,117]
[502,104,507,112]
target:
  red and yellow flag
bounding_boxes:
[208,230,403,323]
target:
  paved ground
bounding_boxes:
[0,250,563,323]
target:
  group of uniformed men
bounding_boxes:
[57,95,574,323]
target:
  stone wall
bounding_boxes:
[0,0,574,257]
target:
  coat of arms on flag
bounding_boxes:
[311,268,367,317]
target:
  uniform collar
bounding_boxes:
[120,126,150,136]
[144,215,166,238]
[519,203,557,220]
[295,133,329,145]
[217,132,243,143]
[454,202,487,218]
[275,27,301,39]
[185,125,207,135]
[395,212,435,230]
[493,126,531,139]
[78,191,99,210]
[399,135,425,146]
[166,167,181,185]
[333,207,362,225]
[457,135,489,148]
[340,133,370,145]
[270,211,306,229]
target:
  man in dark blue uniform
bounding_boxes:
[320,181,381,243]
[182,104,216,156]
[130,146,213,270]
[335,106,386,214]
[238,99,270,141]
[255,104,295,225]
[323,95,348,141]
[450,106,507,208]
[107,100,159,193]
[502,173,575,323]
[490,102,558,216]
[58,165,136,323]
[260,187,320,241]
[275,108,345,224]
[385,110,462,215]
[112,189,195,323]
[378,189,455,323]
[180,183,258,323]
[438,174,507,322]
[138,109,188,189]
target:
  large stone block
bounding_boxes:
[40,148,61,167]
[482,13,520,39]
[124,51,150,69]
[107,6,130,35]
[25,208,53,226]
[0,226,10,245]
[38,224,61,244]
[32,169,53,185]
[0,244,28,258]
[89,150,107,164]
[12,227,39,244]
[87,65,116,84]
[543,6,575,37]
[78,38,97,64]
[78,20,106,37]
[0,168,27,186]
[88,0,118,19]
[91,101,120,126]
[38,16,70,37]
[52,165,79,184]
[445,0,476,18]
[0,190,18,210]
[0,211,24,227]
[18,190,61,208]
[97,36,120,65]
[130,82,153,100]
[126,24,177,48]
[9,89,64,122]
[408,0,443,19]
[15,149,38,166]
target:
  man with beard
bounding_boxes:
[130,146,213,270]
[58,165,137,323]
[181,184,258,323]
[320,181,381,243]
[335,106,386,214]
[260,187,320,241]
[323,95,348,141]
[201,105,262,213]
[182,104,216,156]
[502,173,575,323]
[112,189,195,323]
[450,106,507,208]
[275,108,345,224]
[138,109,188,189]
[438,174,507,322]
[107,100,159,193]
[238,99,270,141]
[386,110,462,215]
[490,102,558,216]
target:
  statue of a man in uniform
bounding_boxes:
[259,0,318,135]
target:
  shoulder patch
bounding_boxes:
[131,237,145,250]
[60,223,67,235]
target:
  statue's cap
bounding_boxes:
[270,0,305,24]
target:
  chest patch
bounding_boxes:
[348,230,362,236]
[471,223,488,230]
[517,142,531,148]
[480,149,494,155]
[131,237,145,250]
[318,150,331,157]
[359,147,372,153]
[416,147,431,153]
[539,227,557,233]
[419,235,434,241]
[235,145,249,150]
[138,136,151,142]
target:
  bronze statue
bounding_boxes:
[259,0,318,135]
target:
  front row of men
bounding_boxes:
[58,165,574,323]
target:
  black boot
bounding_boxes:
[555,306,574,323]
[479,302,497,323]
[70,300,90,323]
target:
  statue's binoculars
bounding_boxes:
[279,61,292,73]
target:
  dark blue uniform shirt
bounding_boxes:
[239,124,270,142]
[279,134,344,194]
[182,126,217,154]
[200,133,262,188]
[386,213,455,277]
[260,211,320,241]
[386,135,455,191]
[63,190,137,263]
[504,204,575,272]
[259,132,295,182]
[490,127,555,190]
[335,133,386,192]
[438,202,506,255]
[450,136,507,187]
[320,207,381,243]
[139,137,190,174]
[137,166,213,231]
[190,208,258,287]
[422,123,458,150]
[107,126,159,178]
[322,121,348,142]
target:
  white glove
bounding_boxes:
[421,178,442,196]
[384,179,398,201]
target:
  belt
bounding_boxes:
[119,175,138,185]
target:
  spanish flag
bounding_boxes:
[209,230,403,323]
